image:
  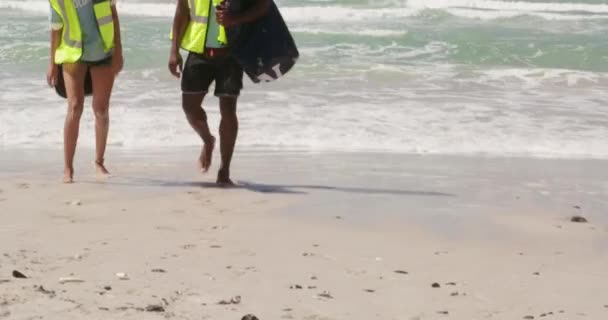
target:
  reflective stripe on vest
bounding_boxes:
[180,0,227,54]
[93,0,115,52]
[50,0,115,64]
[55,0,83,49]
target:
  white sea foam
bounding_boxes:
[2,0,607,21]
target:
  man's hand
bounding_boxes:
[46,63,59,87]
[216,3,241,27]
[168,51,183,78]
[112,52,124,76]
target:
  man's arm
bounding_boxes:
[169,0,189,78]
[217,0,271,27]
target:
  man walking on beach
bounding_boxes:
[168,0,270,186]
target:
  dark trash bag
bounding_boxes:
[54,65,93,98]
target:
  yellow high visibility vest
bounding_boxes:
[49,0,115,64]
[179,0,228,54]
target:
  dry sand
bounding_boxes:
[1,149,607,320]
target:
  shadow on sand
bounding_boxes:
[97,177,455,197]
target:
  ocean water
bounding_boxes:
[0,0,607,158]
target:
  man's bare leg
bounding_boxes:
[62,63,87,183]
[182,93,215,172]
[217,96,238,186]
[90,64,115,178]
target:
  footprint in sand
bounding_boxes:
[155,226,177,232]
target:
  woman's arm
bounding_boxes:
[111,2,123,75]
[47,6,63,87]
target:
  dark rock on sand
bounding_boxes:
[104,286,112,291]
[35,285,55,297]
[432,283,441,288]
[365,289,375,293]
[523,316,534,319]
[151,269,166,273]
[394,270,408,275]
[570,216,588,223]
[437,311,449,315]
[12,270,27,279]
[145,304,165,312]
[242,315,259,320]
[289,284,303,289]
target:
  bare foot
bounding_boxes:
[199,136,215,173]
[217,169,235,187]
[63,167,74,184]
[95,160,111,178]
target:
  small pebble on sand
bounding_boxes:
[58,277,84,284]
[115,273,129,280]
[432,283,441,288]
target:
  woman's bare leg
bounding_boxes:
[90,64,115,177]
[62,63,87,183]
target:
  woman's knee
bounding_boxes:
[93,102,110,120]
[67,98,85,117]
[93,108,109,120]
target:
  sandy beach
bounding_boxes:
[0,149,607,320]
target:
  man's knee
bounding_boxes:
[182,94,206,118]
[219,98,238,118]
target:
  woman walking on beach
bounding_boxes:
[46,0,123,183]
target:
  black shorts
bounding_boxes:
[181,52,243,97]
[81,55,112,67]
